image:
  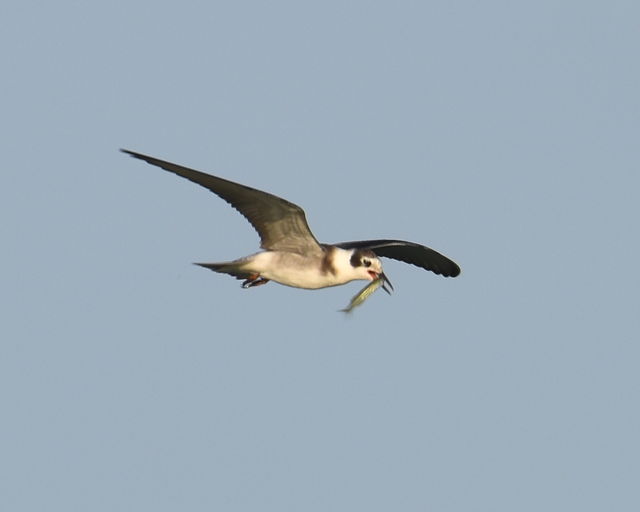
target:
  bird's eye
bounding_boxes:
[363,259,371,267]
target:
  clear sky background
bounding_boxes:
[2,1,638,511]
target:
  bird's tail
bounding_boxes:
[194,260,253,280]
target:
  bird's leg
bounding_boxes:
[241,273,270,288]
[246,278,270,288]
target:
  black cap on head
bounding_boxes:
[349,249,377,267]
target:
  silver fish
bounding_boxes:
[340,275,391,313]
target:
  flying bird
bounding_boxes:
[122,149,460,308]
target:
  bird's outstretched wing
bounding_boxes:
[121,149,322,255]
[334,239,460,277]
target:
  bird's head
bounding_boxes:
[349,249,393,293]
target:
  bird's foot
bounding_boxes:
[241,274,270,288]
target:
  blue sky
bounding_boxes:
[2,1,639,511]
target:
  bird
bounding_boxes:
[121,149,460,307]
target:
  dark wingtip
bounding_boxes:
[120,148,143,159]
[447,263,462,278]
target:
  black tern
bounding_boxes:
[122,149,460,307]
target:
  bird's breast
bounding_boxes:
[248,250,359,289]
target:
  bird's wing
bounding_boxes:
[122,149,323,254]
[334,239,460,277]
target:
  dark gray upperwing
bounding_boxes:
[335,239,461,277]
[121,149,322,255]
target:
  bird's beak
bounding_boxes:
[380,272,394,295]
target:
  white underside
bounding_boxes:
[238,249,373,289]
